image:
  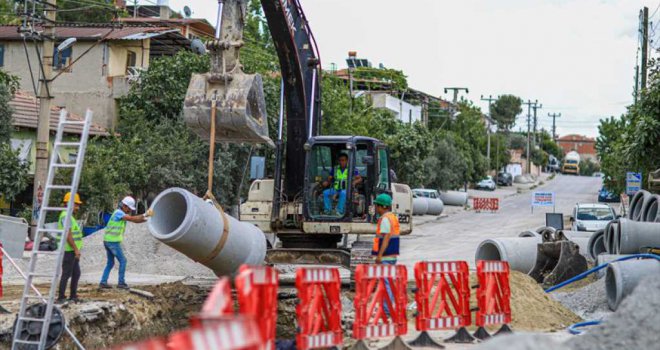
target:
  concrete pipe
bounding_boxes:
[629,190,651,221]
[518,231,539,238]
[569,237,592,260]
[148,188,267,277]
[425,198,445,216]
[439,191,468,206]
[596,254,627,279]
[412,197,429,216]
[605,221,619,253]
[559,230,594,240]
[587,229,606,260]
[617,218,660,254]
[606,259,660,310]
[641,194,660,222]
[475,237,541,274]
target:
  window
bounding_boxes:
[53,43,72,70]
[126,50,137,74]
[0,44,4,67]
[577,207,614,221]
[377,148,390,190]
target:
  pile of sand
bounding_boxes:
[3,223,215,282]
[507,271,582,331]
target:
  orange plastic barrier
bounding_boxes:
[472,198,499,213]
[190,277,234,328]
[413,261,471,331]
[474,260,512,339]
[168,316,262,350]
[353,264,408,340]
[235,265,279,349]
[295,267,343,350]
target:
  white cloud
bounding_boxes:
[163,0,659,137]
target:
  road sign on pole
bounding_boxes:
[531,192,555,213]
[626,172,642,195]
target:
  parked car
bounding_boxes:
[476,176,496,191]
[570,203,616,232]
[496,172,513,186]
[598,186,620,203]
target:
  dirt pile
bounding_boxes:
[3,223,215,283]
[551,278,611,320]
[506,271,582,331]
[0,283,205,349]
[569,276,660,350]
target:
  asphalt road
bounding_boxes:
[398,174,604,270]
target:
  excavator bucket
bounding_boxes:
[183,71,274,147]
[528,240,587,288]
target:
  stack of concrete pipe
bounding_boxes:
[439,191,468,206]
[148,187,267,277]
[628,190,660,222]
[412,196,429,216]
[605,258,660,310]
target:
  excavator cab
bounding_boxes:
[303,136,391,223]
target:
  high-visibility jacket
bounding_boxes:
[57,211,82,252]
[104,209,127,243]
[334,167,349,190]
[371,212,400,256]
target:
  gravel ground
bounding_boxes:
[569,276,660,350]
[551,278,612,320]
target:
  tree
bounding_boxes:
[490,95,522,131]
[422,132,468,190]
[0,0,19,24]
[0,83,13,143]
[57,0,120,23]
[0,81,29,202]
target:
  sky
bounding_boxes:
[158,0,660,138]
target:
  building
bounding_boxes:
[0,24,193,128]
[370,92,422,123]
[1,91,110,216]
[556,134,597,161]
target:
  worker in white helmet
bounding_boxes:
[99,196,153,289]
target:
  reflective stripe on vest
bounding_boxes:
[371,212,400,256]
[57,211,82,252]
[334,167,349,190]
[104,209,127,242]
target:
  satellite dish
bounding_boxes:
[191,39,206,55]
[183,6,192,18]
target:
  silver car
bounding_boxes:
[570,203,616,232]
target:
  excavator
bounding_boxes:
[183,0,413,269]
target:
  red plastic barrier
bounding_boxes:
[235,265,279,349]
[168,316,262,350]
[107,338,167,350]
[413,261,471,331]
[190,277,234,328]
[472,197,499,213]
[475,260,512,327]
[353,264,408,340]
[295,267,343,350]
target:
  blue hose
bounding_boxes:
[544,253,660,293]
[568,320,602,335]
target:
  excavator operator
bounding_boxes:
[322,153,362,215]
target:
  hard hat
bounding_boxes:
[374,193,392,207]
[63,192,82,204]
[121,196,137,211]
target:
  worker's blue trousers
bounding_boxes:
[323,188,346,214]
[100,241,127,285]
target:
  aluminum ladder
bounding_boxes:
[11,109,92,350]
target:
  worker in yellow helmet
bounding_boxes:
[56,192,83,304]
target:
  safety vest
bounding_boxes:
[57,211,82,252]
[334,167,349,190]
[104,209,127,243]
[371,212,400,256]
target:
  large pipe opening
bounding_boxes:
[150,190,188,240]
[644,196,658,222]
[605,265,620,310]
[476,241,502,261]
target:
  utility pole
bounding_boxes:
[531,102,542,145]
[522,100,537,174]
[444,87,469,103]
[641,7,649,91]
[31,0,57,238]
[481,95,497,171]
[548,112,561,140]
